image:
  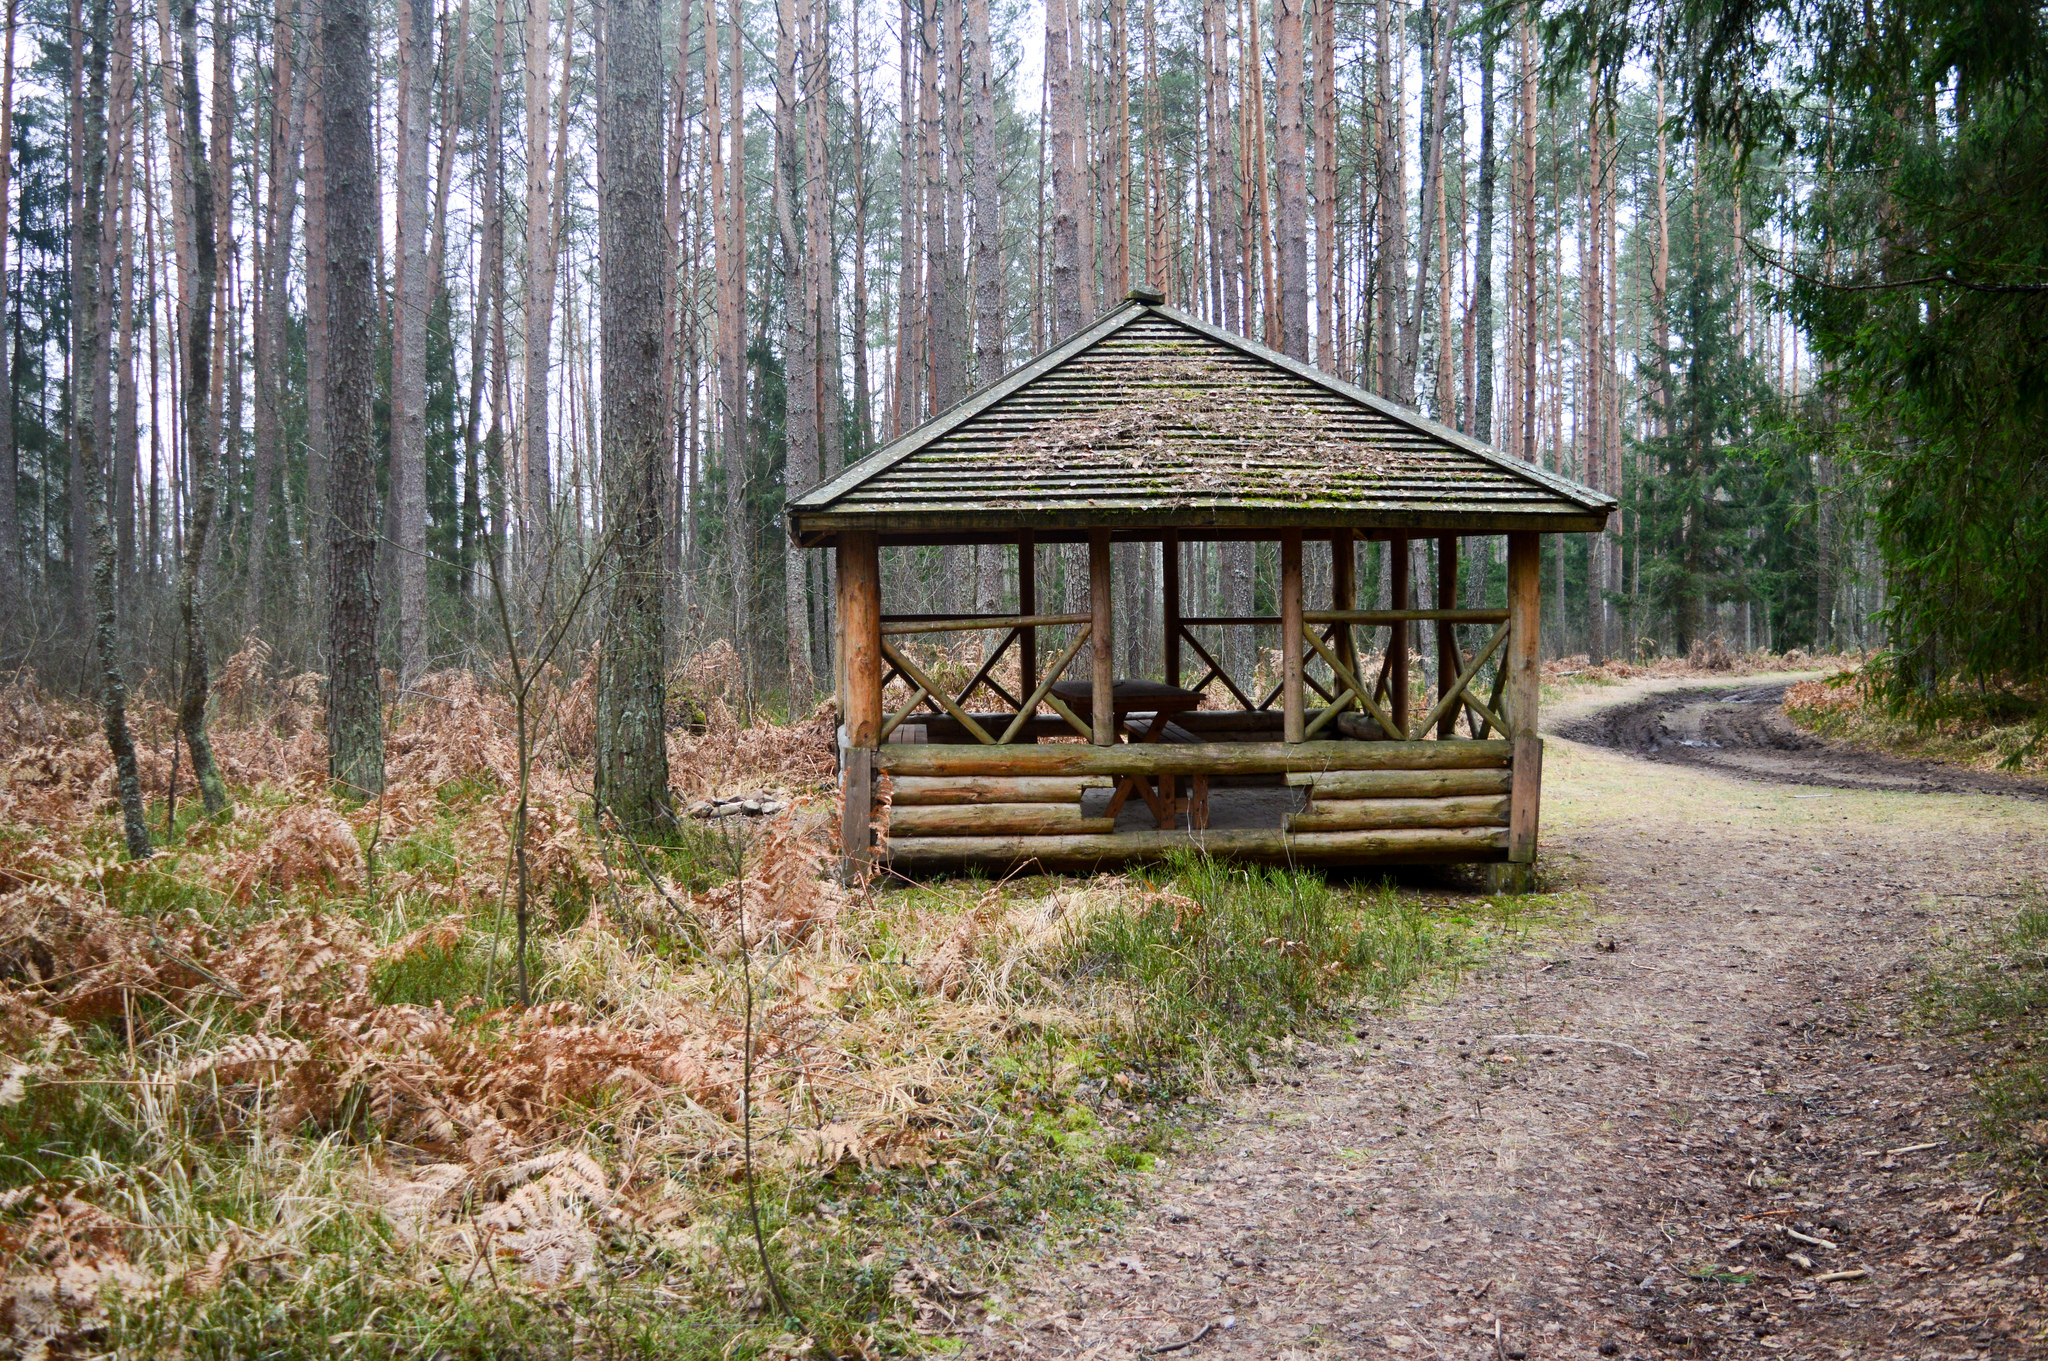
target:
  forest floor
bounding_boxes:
[959,672,2048,1361]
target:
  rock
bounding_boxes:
[710,803,742,819]
[741,799,764,814]
[688,801,715,819]
[760,800,785,815]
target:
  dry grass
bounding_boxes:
[0,656,1516,1359]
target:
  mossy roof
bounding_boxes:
[787,298,1614,545]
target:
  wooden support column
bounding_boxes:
[1389,536,1411,733]
[1162,531,1182,687]
[1331,533,1358,681]
[1017,533,1037,702]
[1281,530,1304,743]
[836,532,882,882]
[1090,529,1115,745]
[1506,531,1542,864]
[1436,534,1460,739]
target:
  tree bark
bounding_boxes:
[0,0,17,621]
[1311,0,1334,367]
[1474,31,1494,443]
[968,0,1000,383]
[248,0,302,638]
[173,0,227,814]
[1582,77,1606,663]
[1203,0,1238,334]
[1047,0,1080,338]
[322,0,385,797]
[776,0,816,705]
[595,0,673,831]
[522,0,559,543]
[1274,0,1306,360]
[77,0,147,856]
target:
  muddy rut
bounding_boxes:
[1558,682,2048,802]
[957,676,2048,1361]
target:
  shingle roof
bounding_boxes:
[788,299,1614,543]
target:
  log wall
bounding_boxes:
[875,741,1521,873]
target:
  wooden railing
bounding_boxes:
[876,612,1092,745]
[1175,609,1515,742]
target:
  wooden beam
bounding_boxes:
[836,532,882,884]
[1389,536,1411,734]
[1017,532,1037,699]
[1281,530,1304,743]
[1509,734,1543,864]
[890,775,1114,805]
[1285,794,1511,832]
[880,612,1089,634]
[1436,534,1460,739]
[1163,530,1182,687]
[1090,529,1114,746]
[888,803,1118,836]
[1506,532,1540,739]
[839,531,882,747]
[1506,531,1542,864]
[876,739,1513,778]
[887,825,1510,869]
[1331,534,1358,684]
[1285,767,1514,798]
[1302,609,1509,624]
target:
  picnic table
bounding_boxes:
[1049,679,1210,828]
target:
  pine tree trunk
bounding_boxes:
[1518,11,1537,466]
[522,0,558,544]
[1583,77,1606,663]
[777,0,816,705]
[1373,0,1398,395]
[172,0,228,813]
[248,0,301,639]
[595,0,673,832]
[77,0,148,856]
[968,0,1000,384]
[322,0,385,797]
[0,1,16,622]
[1048,0,1080,338]
[1203,0,1238,334]
[1311,0,1334,367]
[1474,34,1494,443]
[1273,0,1305,359]
[304,21,330,631]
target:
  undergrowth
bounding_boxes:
[1787,670,2048,775]
[0,659,1535,1359]
[1917,893,2048,1204]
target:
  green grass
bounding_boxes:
[1918,894,2048,1199]
[1059,852,1505,1095]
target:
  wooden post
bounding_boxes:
[1506,531,1542,864]
[837,531,882,882]
[1090,529,1115,745]
[1389,535,1411,733]
[1162,531,1182,687]
[1436,533,1460,738]
[1281,530,1304,743]
[1331,532,1357,681]
[1017,532,1037,703]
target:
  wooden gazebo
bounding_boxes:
[788,290,1613,882]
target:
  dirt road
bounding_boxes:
[965,674,2048,1361]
